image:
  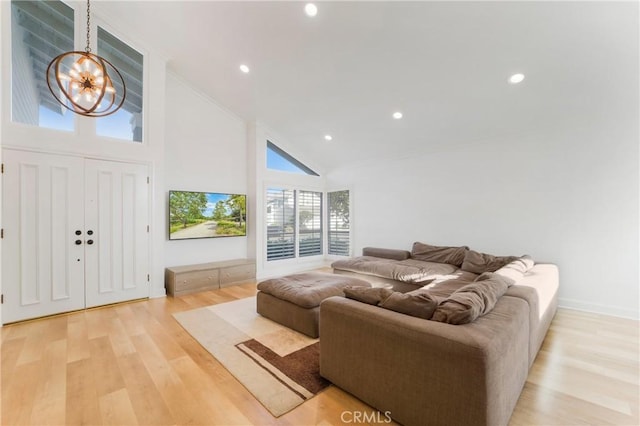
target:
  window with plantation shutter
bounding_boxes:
[298,191,322,257]
[266,188,295,260]
[328,190,350,256]
[266,188,324,261]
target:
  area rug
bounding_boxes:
[173,297,329,417]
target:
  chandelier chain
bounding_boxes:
[85,0,91,53]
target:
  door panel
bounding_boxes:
[51,166,75,300]
[84,159,149,307]
[2,149,85,323]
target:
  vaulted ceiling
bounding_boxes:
[94,1,638,173]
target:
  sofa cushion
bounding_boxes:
[431,272,514,324]
[460,250,519,274]
[410,241,469,267]
[343,286,393,305]
[494,255,535,283]
[362,247,411,260]
[379,290,439,320]
[257,272,371,308]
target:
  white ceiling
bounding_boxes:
[95,1,639,173]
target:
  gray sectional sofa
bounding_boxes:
[320,242,559,426]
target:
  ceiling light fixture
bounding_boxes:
[46,0,125,117]
[240,64,250,74]
[324,135,333,141]
[509,73,525,84]
[305,3,318,17]
[393,112,403,119]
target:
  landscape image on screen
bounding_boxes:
[169,191,247,240]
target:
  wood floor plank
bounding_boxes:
[0,336,25,390]
[169,355,256,425]
[66,358,101,426]
[29,338,67,426]
[1,281,638,426]
[510,381,639,425]
[15,321,49,366]
[130,305,187,361]
[115,352,175,425]
[106,315,137,357]
[85,308,114,340]
[1,360,41,425]
[129,332,212,425]
[113,303,147,337]
[66,314,90,363]
[89,336,127,397]
[98,388,138,426]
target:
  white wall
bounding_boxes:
[164,73,248,267]
[327,124,639,319]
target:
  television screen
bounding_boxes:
[169,191,247,240]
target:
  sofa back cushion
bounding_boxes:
[431,272,515,324]
[379,290,440,320]
[460,250,519,274]
[343,286,393,305]
[410,241,469,267]
[362,247,411,260]
[343,286,439,319]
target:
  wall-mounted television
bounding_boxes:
[169,190,247,240]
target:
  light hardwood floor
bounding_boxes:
[1,283,638,426]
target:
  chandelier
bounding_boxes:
[46,0,125,117]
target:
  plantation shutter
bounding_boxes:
[266,188,296,260]
[328,190,350,256]
[298,191,322,257]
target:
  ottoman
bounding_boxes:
[256,272,371,337]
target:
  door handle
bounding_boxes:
[75,239,82,245]
[87,239,94,245]
[75,230,82,235]
[87,230,94,235]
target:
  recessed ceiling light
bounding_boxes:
[509,73,525,84]
[305,3,318,17]
[239,64,250,74]
[324,135,333,141]
[393,112,403,119]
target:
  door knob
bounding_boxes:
[75,230,82,235]
[87,239,94,245]
[87,230,94,235]
[75,240,82,245]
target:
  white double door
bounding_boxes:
[2,149,150,324]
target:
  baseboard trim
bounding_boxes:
[558,297,639,320]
